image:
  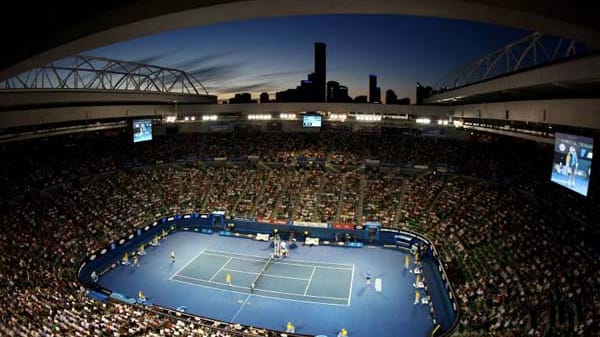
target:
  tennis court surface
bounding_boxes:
[170,249,354,305]
[98,232,435,337]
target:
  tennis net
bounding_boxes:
[251,255,274,291]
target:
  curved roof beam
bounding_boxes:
[2,0,599,81]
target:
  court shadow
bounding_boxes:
[357,285,369,296]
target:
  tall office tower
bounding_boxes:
[369,74,380,103]
[314,42,326,102]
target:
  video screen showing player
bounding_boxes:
[133,119,153,143]
[550,132,593,196]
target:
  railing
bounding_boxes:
[0,55,209,95]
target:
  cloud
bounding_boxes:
[187,63,244,82]
[206,82,273,94]
[167,52,233,71]
[254,70,310,79]
[131,53,171,65]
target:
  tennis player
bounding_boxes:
[365,271,372,285]
[121,252,129,265]
[286,322,295,333]
[138,290,146,303]
[171,251,176,263]
[226,273,232,286]
[567,145,579,187]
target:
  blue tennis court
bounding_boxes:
[171,249,354,306]
[98,232,436,337]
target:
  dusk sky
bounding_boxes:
[87,14,529,103]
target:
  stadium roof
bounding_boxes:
[1,0,600,80]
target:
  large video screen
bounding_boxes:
[303,115,321,128]
[550,132,593,196]
[133,119,153,143]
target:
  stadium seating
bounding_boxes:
[0,132,598,337]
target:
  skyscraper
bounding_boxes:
[314,42,326,102]
[369,74,381,103]
[275,42,327,102]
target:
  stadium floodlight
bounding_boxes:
[184,116,190,121]
[248,114,272,120]
[416,118,431,124]
[280,113,296,120]
[191,116,196,121]
[329,114,347,122]
[165,116,177,123]
[437,119,449,125]
[453,120,464,128]
[355,114,382,122]
[385,114,409,120]
[202,115,218,121]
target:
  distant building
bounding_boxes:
[260,92,270,103]
[276,89,298,102]
[276,42,326,102]
[385,89,398,104]
[314,42,326,102]
[369,74,381,103]
[416,82,433,105]
[397,97,410,105]
[385,90,410,105]
[354,95,368,103]
[229,93,257,104]
[327,81,351,102]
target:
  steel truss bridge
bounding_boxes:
[435,32,593,90]
[0,55,209,96]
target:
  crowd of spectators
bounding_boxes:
[0,130,598,337]
[399,174,599,337]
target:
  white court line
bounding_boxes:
[169,249,205,280]
[170,276,349,307]
[231,293,251,322]
[204,249,354,269]
[303,266,317,295]
[172,273,349,301]
[202,252,353,271]
[208,257,233,282]
[348,264,355,306]
[221,268,310,281]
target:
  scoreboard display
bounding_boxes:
[303,115,321,128]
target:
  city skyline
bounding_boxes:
[85,14,529,103]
